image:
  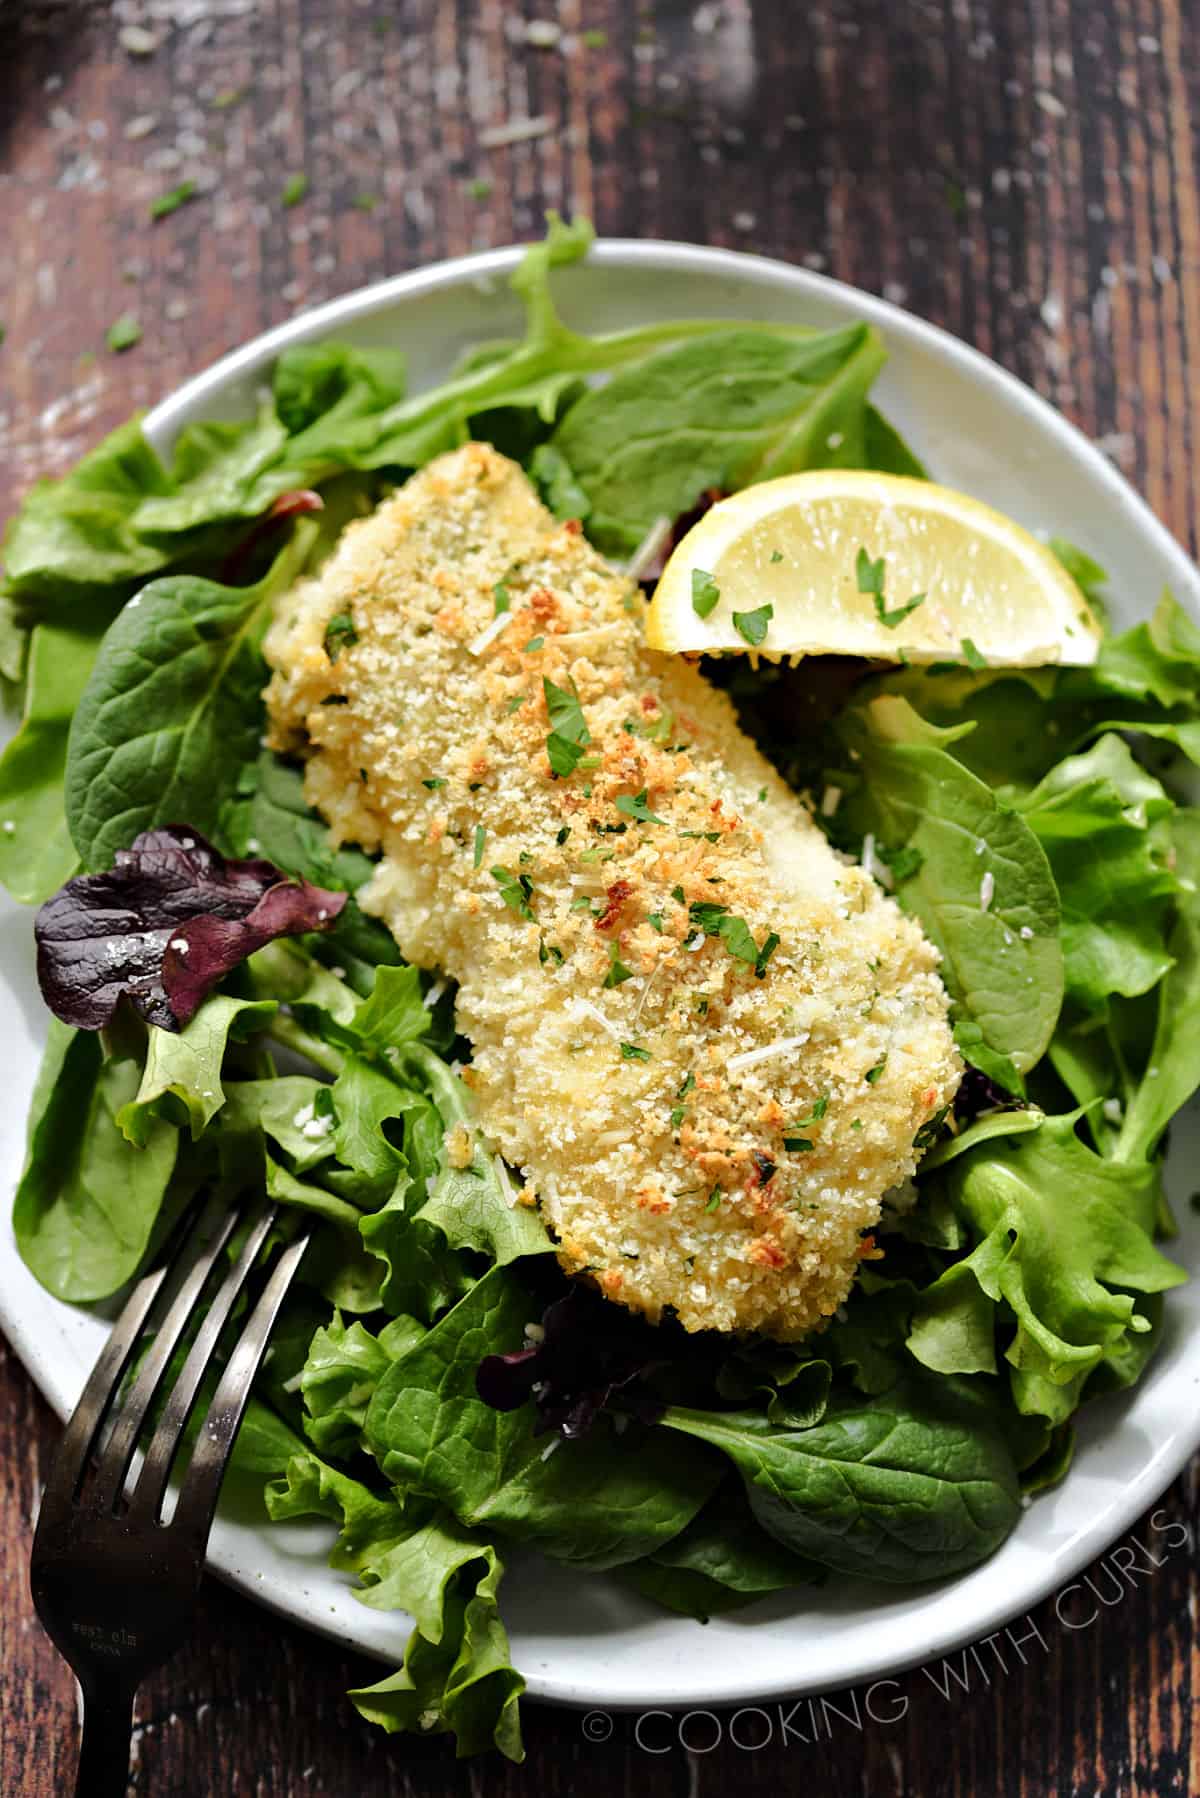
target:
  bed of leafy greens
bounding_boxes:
[2,216,1199,1761]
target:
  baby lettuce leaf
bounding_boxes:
[365,1265,720,1570]
[117,995,277,1146]
[13,1022,178,1301]
[271,341,407,435]
[912,1113,1185,1422]
[1061,590,1200,711]
[64,529,314,871]
[621,1483,819,1620]
[349,1515,524,1761]
[663,1376,1022,1583]
[220,1074,343,1175]
[0,625,98,903]
[549,322,887,557]
[833,695,1063,1073]
[401,1044,553,1266]
[1116,809,1200,1161]
[1015,734,1178,1011]
[265,1451,524,1760]
[297,1311,424,1460]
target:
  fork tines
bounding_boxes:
[35,1199,307,1542]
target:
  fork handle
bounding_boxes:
[75,1680,137,1798]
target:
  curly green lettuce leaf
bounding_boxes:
[266,1450,523,1759]
[1115,809,1200,1160]
[910,1114,1185,1421]
[1016,734,1178,1011]
[117,995,277,1146]
[296,1311,424,1459]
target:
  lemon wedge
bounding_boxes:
[644,470,1102,666]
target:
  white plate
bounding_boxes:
[3,240,1199,1714]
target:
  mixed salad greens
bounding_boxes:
[3,217,1200,1759]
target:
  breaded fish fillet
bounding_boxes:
[264,444,960,1340]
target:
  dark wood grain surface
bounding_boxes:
[3,1,1199,1792]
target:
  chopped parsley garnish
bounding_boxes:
[770,549,784,564]
[493,581,511,614]
[524,635,545,652]
[732,603,773,647]
[615,787,666,825]
[716,915,758,962]
[671,885,686,905]
[913,1102,952,1150]
[647,912,664,932]
[679,829,722,843]
[106,313,142,353]
[556,825,571,845]
[704,1184,723,1213]
[670,1105,686,1130]
[755,930,781,978]
[421,777,446,790]
[503,694,527,715]
[570,896,593,911]
[691,569,721,618]
[792,1096,829,1128]
[689,899,729,933]
[865,1055,889,1084]
[851,1118,864,1131]
[677,1072,696,1099]
[543,674,591,777]
[688,899,778,971]
[491,865,535,920]
[856,548,926,629]
[150,179,197,220]
[620,1041,652,1061]
[281,173,309,207]
[603,942,635,988]
[783,1135,814,1153]
[961,637,987,669]
[323,614,358,662]
[473,825,486,868]
[758,787,768,802]
[539,937,564,966]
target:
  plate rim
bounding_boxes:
[6,235,1200,1715]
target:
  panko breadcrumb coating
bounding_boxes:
[263,444,961,1340]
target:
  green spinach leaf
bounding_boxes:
[663,1377,1022,1583]
[14,1023,178,1301]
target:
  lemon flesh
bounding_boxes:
[645,470,1102,666]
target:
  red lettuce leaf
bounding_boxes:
[35,825,345,1032]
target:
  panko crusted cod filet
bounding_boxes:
[264,443,962,1340]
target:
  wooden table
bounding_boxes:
[3,2,1198,1792]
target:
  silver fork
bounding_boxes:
[29,1198,310,1797]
